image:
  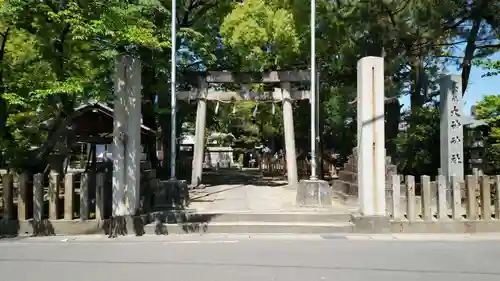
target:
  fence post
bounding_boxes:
[64,173,75,220]
[33,173,44,221]
[49,172,60,220]
[421,175,433,221]
[472,168,479,176]
[17,172,31,220]
[451,176,462,220]
[1,173,14,220]
[95,172,105,222]
[391,175,401,220]
[80,172,89,220]
[437,175,448,220]
[466,175,478,220]
[495,175,500,220]
[480,176,492,220]
[406,175,416,221]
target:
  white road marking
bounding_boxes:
[346,233,500,241]
[161,240,239,244]
[0,238,240,246]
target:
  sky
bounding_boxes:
[399,52,500,116]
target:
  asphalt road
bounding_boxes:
[1,234,500,281]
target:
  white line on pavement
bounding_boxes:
[0,237,240,246]
[345,233,500,241]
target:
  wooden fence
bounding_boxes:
[0,169,155,223]
[387,174,500,221]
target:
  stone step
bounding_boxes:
[386,164,398,178]
[144,221,354,235]
[385,156,392,165]
[331,179,358,196]
[344,155,394,170]
[148,211,353,224]
[140,161,152,171]
[343,163,357,172]
[338,170,357,182]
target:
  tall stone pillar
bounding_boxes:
[281,82,298,187]
[112,56,141,217]
[357,56,386,216]
[190,80,207,187]
[439,75,464,185]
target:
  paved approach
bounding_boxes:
[1,234,500,281]
[188,169,354,212]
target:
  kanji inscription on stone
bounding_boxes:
[440,75,464,183]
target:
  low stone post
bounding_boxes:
[391,175,402,220]
[1,173,14,220]
[437,175,448,220]
[451,175,462,220]
[421,175,433,221]
[95,172,105,221]
[17,172,31,220]
[64,173,75,220]
[405,175,416,221]
[480,176,491,220]
[80,172,89,220]
[466,175,478,220]
[49,172,60,220]
[33,173,44,222]
[495,175,500,220]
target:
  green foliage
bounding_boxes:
[220,0,300,71]
[208,101,282,150]
[475,95,500,173]
[394,106,441,176]
[475,59,500,77]
[0,0,497,177]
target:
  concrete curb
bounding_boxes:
[4,213,500,236]
[3,233,500,244]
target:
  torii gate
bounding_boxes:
[111,58,314,218]
[175,71,313,188]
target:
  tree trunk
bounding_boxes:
[460,5,485,95]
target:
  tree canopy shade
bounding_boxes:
[0,0,498,175]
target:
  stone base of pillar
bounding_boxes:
[0,219,19,237]
[188,183,206,190]
[154,180,189,209]
[296,179,332,207]
[351,215,391,233]
[283,182,297,190]
[107,215,148,237]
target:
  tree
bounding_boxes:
[475,59,500,77]
[0,0,167,169]
[0,0,497,179]
[475,94,500,173]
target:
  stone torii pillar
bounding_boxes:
[112,56,142,220]
[191,79,208,187]
[356,56,386,216]
[281,82,298,187]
